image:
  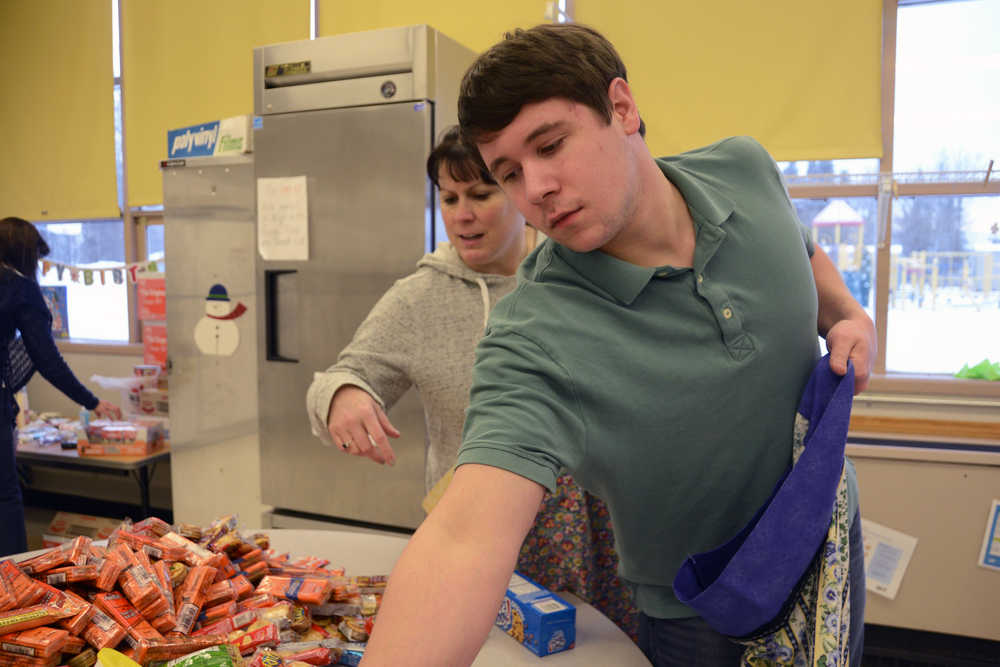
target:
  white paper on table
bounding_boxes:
[862,518,918,599]
[257,175,309,260]
[977,499,1000,571]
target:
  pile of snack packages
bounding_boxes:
[0,516,381,667]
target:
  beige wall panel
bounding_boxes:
[852,453,1000,641]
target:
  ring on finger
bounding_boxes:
[340,441,351,451]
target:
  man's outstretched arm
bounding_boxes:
[361,463,545,666]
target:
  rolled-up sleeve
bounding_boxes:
[456,326,586,493]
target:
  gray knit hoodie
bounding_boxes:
[306,243,517,493]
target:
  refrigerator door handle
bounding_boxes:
[265,269,299,363]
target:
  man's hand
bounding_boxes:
[326,385,399,465]
[811,246,876,395]
[825,318,875,394]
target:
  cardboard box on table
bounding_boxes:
[42,511,121,548]
[75,421,166,457]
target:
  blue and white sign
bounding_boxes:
[978,499,1000,571]
[167,115,253,159]
[168,121,221,158]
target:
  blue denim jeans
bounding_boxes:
[638,511,866,667]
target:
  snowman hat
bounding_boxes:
[206,284,230,301]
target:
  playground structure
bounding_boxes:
[810,199,1000,310]
[890,248,999,310]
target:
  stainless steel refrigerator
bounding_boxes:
[253,26,475,531]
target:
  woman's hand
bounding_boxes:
[93,400,122,421]
[326,385,400,465]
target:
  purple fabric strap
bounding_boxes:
[673,354,854,637]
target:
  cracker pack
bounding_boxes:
[494,572,575,657]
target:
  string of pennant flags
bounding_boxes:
[38,257,165,286]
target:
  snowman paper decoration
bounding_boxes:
[194,284,247,356]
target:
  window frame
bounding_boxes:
[785,0,1000,411]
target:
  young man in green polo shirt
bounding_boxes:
[360,24,875,667]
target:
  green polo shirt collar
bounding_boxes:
[554,159,736,307]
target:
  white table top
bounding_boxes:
[261,529,651,666]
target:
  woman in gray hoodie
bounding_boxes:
[306,127,638,639]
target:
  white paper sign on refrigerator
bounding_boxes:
[257,175,309,260]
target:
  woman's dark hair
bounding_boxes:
[0,216,50,280]
[426,125,496,188]
[459,23,645,143]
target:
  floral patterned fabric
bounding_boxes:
[736,413,852,667]
[516,474,640,643]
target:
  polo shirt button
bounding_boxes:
[722,307,733,319]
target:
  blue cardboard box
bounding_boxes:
[495,572,576,656]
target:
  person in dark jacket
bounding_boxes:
[1,216,121,556]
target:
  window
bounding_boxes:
[887,194,1000,374]
[38,0,147,351]
[783,0,999,396]
[37,220,129,342]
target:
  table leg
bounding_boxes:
[138,465,151,518]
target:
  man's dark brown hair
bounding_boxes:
[458,23,645,144]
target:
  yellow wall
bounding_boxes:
[122,0,309,207]
[577,0,883,160]
[318,0,546,52]
[0,0,118,220]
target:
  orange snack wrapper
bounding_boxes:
[151,562,177,623]
[254,578,331,607]
[61,635,86,655]
[0,570,14,613]
[235,594,276,611]
[0,627,69,658]
[18,537,91,575]
[131,518,173,538]
[57,591,94,636]
[92,550,128,593]
[0,652,59,667]
[157,534,214,568]
[137,596,169,621]
[130,634,227,664]
[239,562,268,585]
[148,612,177,635]
[173,566,216,635]
[43,566,98,587]
[27,581,65,610]
[233,550,263,570]
[276,647,331,666]
[0,605,74,635]
[80,610,126,651]
[93,593,162,644]
[227,623,279,655]
[191,609,257,638]
[198,600,238,626]
[203,581,237,608]
[212,557,237,584]
[0,563,43,609]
